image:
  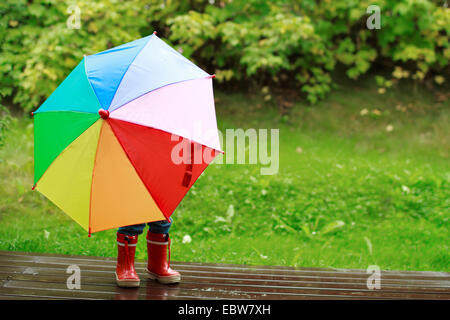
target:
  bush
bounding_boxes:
[0,0,448,110]
[0,0,157,111]
[168,0,449,102]
[0,104,12,147]
[169,2,334,103]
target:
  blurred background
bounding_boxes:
[0,0,448,271]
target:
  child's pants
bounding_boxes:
[118,218,172,236]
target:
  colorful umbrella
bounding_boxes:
[32,33,223,235]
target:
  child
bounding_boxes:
[115,218,180,287]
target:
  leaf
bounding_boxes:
[226,204,235,222]
[320,220,345,235]
[301,223,312,238]
[364,236,373,255]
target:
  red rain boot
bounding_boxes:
[115,233,140,287]
[146,232,181,284]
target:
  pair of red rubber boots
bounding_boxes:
[115,231,180,287]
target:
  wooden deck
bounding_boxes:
[0,250,448,300]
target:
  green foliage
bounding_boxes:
[0,0,160,111]
[0,0,449,109]
[0,104,12,147]
[169,1,334,103]
[311,0,450,86]
[168,0,449,103]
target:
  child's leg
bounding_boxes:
[117,223,146,236]
[147,217,172,234]
[145,217,180,284]
[115,223,145,288]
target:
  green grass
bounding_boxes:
[0,81,449,272]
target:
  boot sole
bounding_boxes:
[146,268,181,284]
[115,272,140,288]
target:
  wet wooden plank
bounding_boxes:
[0,251,448,300]
[1,274,448,300]
[1,251,448,281]
[0,263,449,296]
[1,260,448,294]
[0,293,69,300]
[1,250,445,277]
[1,258,448,293]
[1,253,449,286]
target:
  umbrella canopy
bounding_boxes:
[33,33,223,234]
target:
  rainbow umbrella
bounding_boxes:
[32,33,222,235]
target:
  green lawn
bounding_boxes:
[0,81,448,272]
